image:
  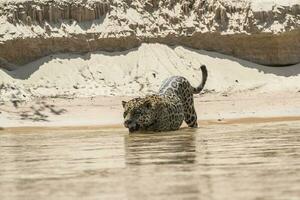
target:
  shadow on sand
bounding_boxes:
[4,100,67,122]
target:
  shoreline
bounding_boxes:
[1,116,300,132]
[2,115,300,133]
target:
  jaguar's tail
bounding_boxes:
[193,65,208,94]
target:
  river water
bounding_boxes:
[0,122,300,200]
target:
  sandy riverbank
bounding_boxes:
[1,91,299,129]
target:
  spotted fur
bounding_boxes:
[122,65,208,133]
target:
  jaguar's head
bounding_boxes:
[122,96,160,133]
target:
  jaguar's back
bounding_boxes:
[158,65,208,127]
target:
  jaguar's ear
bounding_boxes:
[122,101,127,108]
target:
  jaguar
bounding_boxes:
[122,65,208,133]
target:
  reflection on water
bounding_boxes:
[125,129,196,165]
[0,122,300,200]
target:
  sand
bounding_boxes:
[1,43,300,100]
[0,43,300,128]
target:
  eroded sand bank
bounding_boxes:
[1,44,300,101]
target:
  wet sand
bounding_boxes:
[0,121,300,200]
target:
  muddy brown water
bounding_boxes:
[0,122,300,200]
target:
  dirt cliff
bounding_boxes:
[0,0,299,69]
